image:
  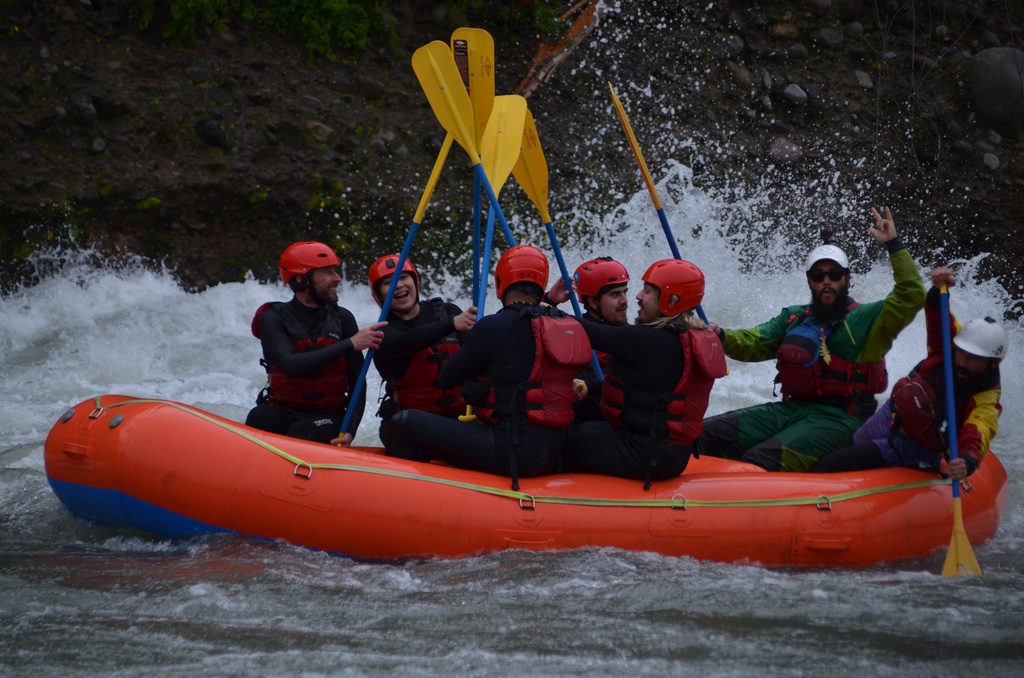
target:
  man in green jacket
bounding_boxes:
[699,207,926,472]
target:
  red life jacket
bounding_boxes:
[388,300,465,417]
[890,355,948,451]
[775,304,887,415]
[476,308,592,427]
[600,328,728,445]
[251,301,351,412]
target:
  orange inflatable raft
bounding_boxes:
[45,395,1008,567]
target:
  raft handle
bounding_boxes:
[960,479,974,494]
[293,463,313,480]
[671,494,687,510]
[519,495,536,511]
[816,495,833,511]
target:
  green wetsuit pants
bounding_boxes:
[698,400,867,472]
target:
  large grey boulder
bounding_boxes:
[969,47,1024,127]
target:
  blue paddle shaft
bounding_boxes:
[544,221,604,380]
[656,207,682,260]
[475,208,499,317]
[939,289,962,499]
[475,164,516,247]
[472,173,482,303]
[656,207,709,324]
[339,226,420,436]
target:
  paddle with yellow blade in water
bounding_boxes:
[451,28,495,303]
[939,284,983,576]
[512,107,604,381]
[608,81,708,324]
[337,134,456,442]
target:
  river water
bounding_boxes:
[4,142,1024,678]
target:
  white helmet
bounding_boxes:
[805,244,849,271]
[954,317,1008,359]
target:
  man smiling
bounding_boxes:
[564,257,631,424]
[247,241,386,445]
[698,208,927,472]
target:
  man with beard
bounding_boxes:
[545,257,632,424]
[698,208,926,472]
[813,266,1005,480]
[246,241,386,445]
[367,254,477,446]
[564,259,727,489]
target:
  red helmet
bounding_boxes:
[574,257,630,298]
[279,241,340,284]
[368,254,419,300]
[641,259,705,316]
[495,245,549,299]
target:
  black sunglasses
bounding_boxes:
[807,268,847,283]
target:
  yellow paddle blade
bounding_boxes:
[479,95,527,199]
[608,81,663,211]
[942,497,982,576]
[512,107,552,223]
[412,41,480,163]
[451,27,495,147]
[412,133,454,224]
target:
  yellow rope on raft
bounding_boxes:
[95,398,948,510]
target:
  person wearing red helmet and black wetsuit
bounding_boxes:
[562,256,631,424]
[383,244,592,489]
[367,253,478,447]
[565,259,728,489]
[246,241,386,445]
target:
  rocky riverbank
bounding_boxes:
[2,0,1022,296]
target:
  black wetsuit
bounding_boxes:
[245,298,366,443]
[566,321,693,485]
[572,313,608,425]
[383,304,568,485]
[373,299,468,445]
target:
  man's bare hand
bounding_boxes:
[869,206,897,244]
[931,266,956,290]
[351,321,387,351]
[454,307,478,332]
[545,277,573,305]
